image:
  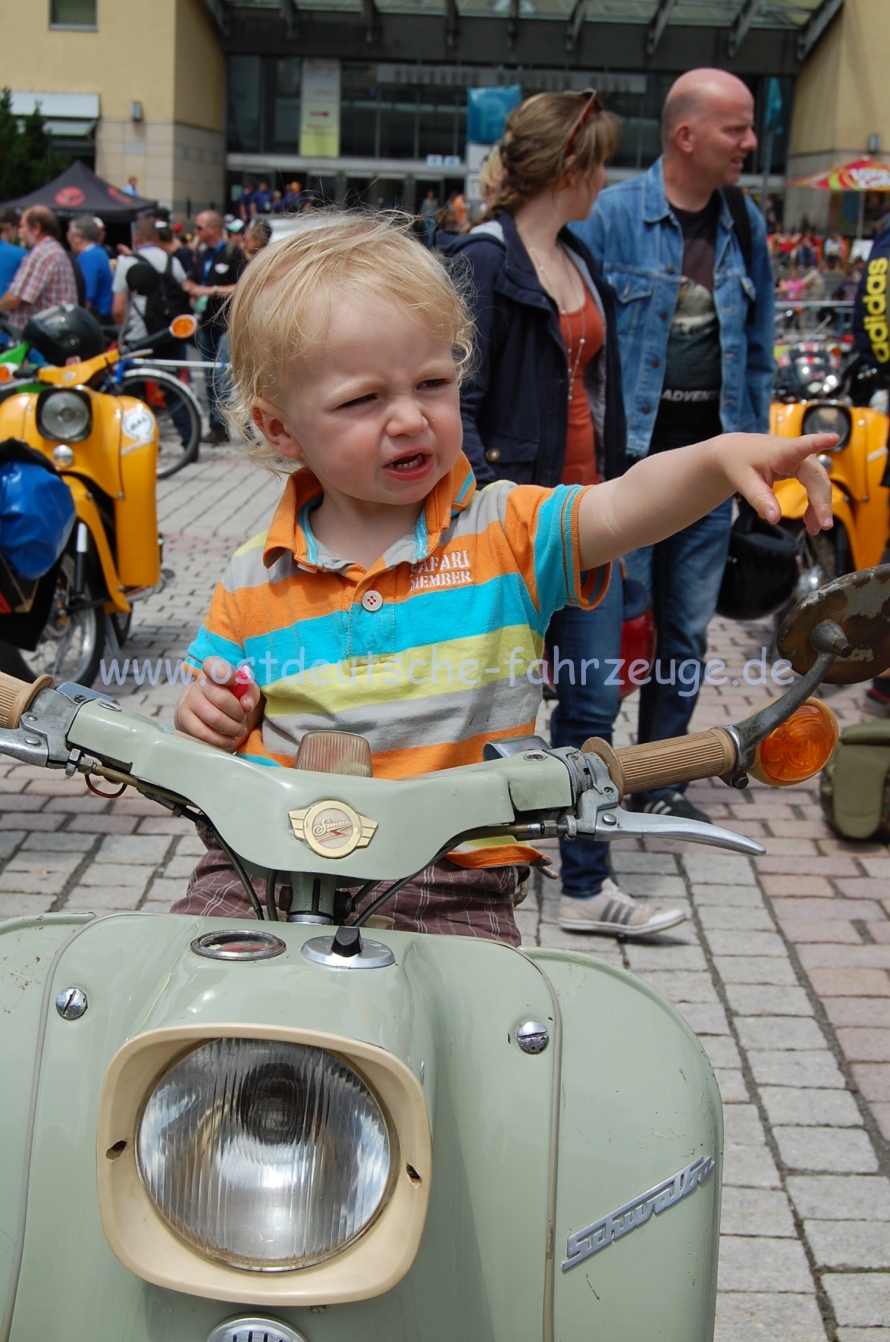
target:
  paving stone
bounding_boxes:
[759,1087,863,1128]
[93,834,171,864]
[624,943,708,972]
[705,931,788,958]
[716,1236,812,1292]
[713,1291,827,1341]
[610,851,678,874]
[734,1016,826,1052]
[760,874,835,898]
[67,814,139,834]
[712,955,800,986]
[698,906,774,931]
[773,899,885,922]
[719,1187,796,1238]
[715,1069,750,1103]
[837,1028,890,1062]
[0,814,63,831]
[0,894,54,917]
[748,1050,846,1089]
[0,869,71,895]
[639,971,720,1003]
[136,816,201,836]
[779,919,864,943]
[144,878,187,906]
[873,1103,890,1143]
[851,1064,890,1103]
[21,831,96,852]
[773,1126,879,1173]
[722,1141,781,1188]
[65,886,145,910]
[724,984,814,1016]
[675,1001,730,1034]
[826,1000,890,1028]
[808,968,890,997]
[836,1330,890,1341]
[805,1220,890,1269]
[723,1104,766,1145]
[823,1273,890,1328]
[700,1035,743,1069]
[799,945,890,969]
[682,854,756,885]
[786,1175,890,1221]
[691,884,767,907]
[0,832,24,859]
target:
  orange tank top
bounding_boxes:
[559,287,604,487]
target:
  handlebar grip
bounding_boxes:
[584,728,737,797]
[0,673,53,730]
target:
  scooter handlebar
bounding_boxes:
[587,728,738,797]
[0,672,53,730]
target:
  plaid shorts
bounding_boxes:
[171,831,524,947]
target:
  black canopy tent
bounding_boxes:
[2,160,157,222]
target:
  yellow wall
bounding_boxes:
[791,0,890,160]
[0,0,222,131]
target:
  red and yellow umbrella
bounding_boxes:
[788,158,890,191]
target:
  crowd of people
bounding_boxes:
[0,202,272,446]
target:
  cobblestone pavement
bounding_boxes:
[2,446,890,1340]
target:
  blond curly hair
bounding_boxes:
[223,210,474,469]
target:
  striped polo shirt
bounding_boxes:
[186,453,609,779]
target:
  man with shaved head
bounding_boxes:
[574,69,774,824]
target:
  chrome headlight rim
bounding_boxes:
[135,1036,397,1273]
[36,386,92,443]
[97,1023,432,1307]
[801,401,852,451]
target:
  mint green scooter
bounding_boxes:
[0,570,882,1342]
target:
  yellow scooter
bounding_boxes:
[772,343,890,582]
[0,310,197,684]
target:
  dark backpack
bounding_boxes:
[721,185,756,327]
[125,253,191,341]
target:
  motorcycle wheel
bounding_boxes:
[0,554,107,687]
[119,369,201,480]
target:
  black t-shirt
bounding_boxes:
[191,241,245,330]
[651,193,723,452]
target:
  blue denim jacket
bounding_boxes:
[571,158,775,459]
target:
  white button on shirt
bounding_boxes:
[361,590,383,612]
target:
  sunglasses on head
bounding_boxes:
[564,89,604,159]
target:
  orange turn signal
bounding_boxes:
[169,314,197,340]
[751,699,838,786]
[0,364,14,384]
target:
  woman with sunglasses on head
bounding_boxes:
[446,91,685,941]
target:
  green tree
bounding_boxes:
[0,90,70,203]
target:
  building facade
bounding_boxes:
[1,0,883,233]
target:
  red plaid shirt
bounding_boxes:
[6,236,78,333]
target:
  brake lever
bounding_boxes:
[575,790,764,856]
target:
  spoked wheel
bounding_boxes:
[120,369,201,479]
[0,553,108,686]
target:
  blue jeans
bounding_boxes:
[196,323,226,431]
[547,571,624,897]
[624,499,732,785]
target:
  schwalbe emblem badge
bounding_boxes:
[289,800,378,858]
[562,1154,716,1271]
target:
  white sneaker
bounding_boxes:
[558,877,687,939]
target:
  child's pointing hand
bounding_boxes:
[721,431,836,537]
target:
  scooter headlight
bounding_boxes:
[36,388,92,442]
[801,403,852,450]
[137,1038,392,1270]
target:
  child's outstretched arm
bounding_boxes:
[578,432,837,571]
[175,657,263,751]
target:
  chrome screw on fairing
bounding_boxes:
[56,986,88,1020]
[516,1021,550,1054]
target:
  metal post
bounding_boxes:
[761,127,773,220]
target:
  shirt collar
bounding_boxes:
[263,453,477,574]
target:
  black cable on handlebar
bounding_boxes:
[212,828,265,920]
[264,868,279,922]
[352,844,453,928]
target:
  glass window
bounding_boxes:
[227,55,262,152]
[50,0,96,25]
[273,58,301,147]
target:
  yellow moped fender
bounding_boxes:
[63,478,130,614]
[115,396,160,589]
